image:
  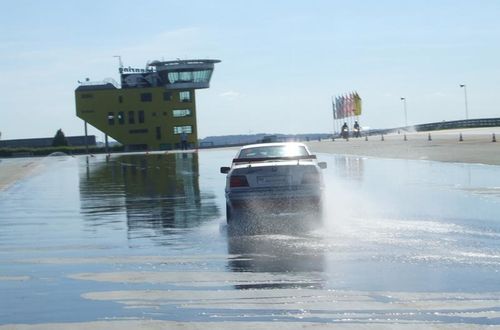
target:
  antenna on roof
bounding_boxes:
[113,55,124,69]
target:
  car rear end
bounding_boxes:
[225,159,324,220]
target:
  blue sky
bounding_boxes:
[1,0,499,140]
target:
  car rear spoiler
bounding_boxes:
[232,155,317,164]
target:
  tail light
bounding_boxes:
[230,175,249,187]
[301,171,319,184]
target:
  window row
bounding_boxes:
[108,111,145,125]
[126,125,193,137]
[107,109,192,125]
[138,91,191,103]
[81,90,192,103]
[167,70,212,84]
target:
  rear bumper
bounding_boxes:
[226,187,323,214]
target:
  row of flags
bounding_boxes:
[332,92,362,119]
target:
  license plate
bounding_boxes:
[257,175,289,185]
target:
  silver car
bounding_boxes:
[220,142,327,225]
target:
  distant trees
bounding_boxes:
[52,129,68,147]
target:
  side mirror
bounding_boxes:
[220,166,231,174]
[318,162,327,169]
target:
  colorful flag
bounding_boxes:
[345,93,353,118]
[335,96,341,119]
[337,96,344,119]
[332,97,337,119]
[341,94,347,119]
[332,92,362,119]
[348,93,354,117]
[351,92,356,116]
[354,92,362,116]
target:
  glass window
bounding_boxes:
[163,92,172,101]
[173,126,192,134]
[238,145,310,159]
[140,93,152,102]
[167,72,179,83]
[138,110,145,123]
[179,71,192,82]
[192,70,211,83]
[107,112,115,125]
[167,71,192,83]
[118,95,123,103]
[129,129,148,134]
[156,127,161,140]
[118,111,124,125]
[128,111,135,124]
[167,70,212,84]
[172,109,192,117]
[179,91,191,102]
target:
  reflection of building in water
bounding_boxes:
[79,153,219,239]
[333,156,365,181]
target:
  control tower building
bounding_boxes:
[75,58,220,150]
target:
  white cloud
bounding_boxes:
[219,90,241,100]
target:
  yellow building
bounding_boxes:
[75,59,220,150]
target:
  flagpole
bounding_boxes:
[335,96,340,137]
[331,96,334,136]
[331,96,336,136]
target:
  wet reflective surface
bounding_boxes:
[1,150,500,325]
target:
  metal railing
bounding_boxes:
[414,117,500,132]
[367,117,500,136]
[78,78,120,89]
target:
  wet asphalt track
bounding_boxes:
[1,149,500,326]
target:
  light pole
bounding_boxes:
[459,84,469,120]
[400,97,408,127]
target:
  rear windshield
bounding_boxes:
[237,145,310,159]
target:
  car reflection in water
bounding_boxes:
[79,152,219,241]
[226,230,326,289]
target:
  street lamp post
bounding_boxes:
[459,84,469,120]
[400,97,408,127]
